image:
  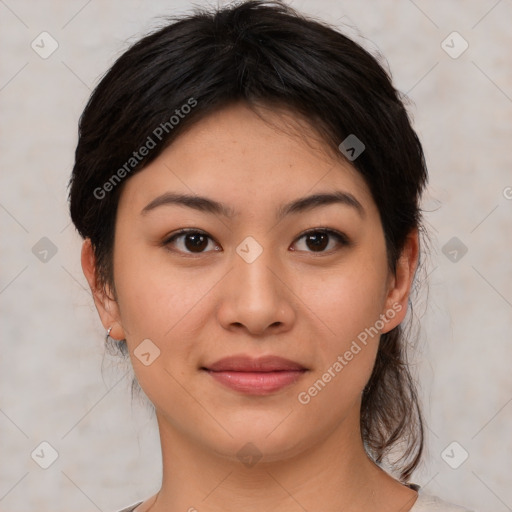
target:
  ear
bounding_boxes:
[81,238,125,340]
[381,228,419,333]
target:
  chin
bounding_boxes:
[202,420,312,465]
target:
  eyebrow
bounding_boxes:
[140,190,365,220]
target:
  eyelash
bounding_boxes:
[162,228,350,256]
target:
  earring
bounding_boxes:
[106,326,117,341]
[106,325,127,344]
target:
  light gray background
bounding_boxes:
[1,1,511,511]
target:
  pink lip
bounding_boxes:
[204,370,306,395]
[205,355,307,372]
[202,355,308,395]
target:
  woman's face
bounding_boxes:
[84,102,415,463]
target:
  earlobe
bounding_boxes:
[381,229,419,333]
[81,238,124,339]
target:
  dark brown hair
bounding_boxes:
[68,0,427,482]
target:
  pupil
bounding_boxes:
[186,234,208,252]
[307,232,328,251]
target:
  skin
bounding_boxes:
[82,101,420,512]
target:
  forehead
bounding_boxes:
[117,102,377,220]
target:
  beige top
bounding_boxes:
[410,492,475,511]
[116,489,475,512]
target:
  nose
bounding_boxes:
[216,242,296,336]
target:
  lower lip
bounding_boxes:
[204,370,307,395]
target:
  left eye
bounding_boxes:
[292,229,349,253]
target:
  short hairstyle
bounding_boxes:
[68,0,428,481]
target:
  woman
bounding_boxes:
[68,1,475,511]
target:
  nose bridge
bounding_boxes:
[233,235,280,305]
[216,234,293,334]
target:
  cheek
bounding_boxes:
[294,253,389,397]
[112,253,217,409]
[299,256,388,344]
[295,281,383,420]
[112,244,216,344]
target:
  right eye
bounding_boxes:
[162,229,222,255]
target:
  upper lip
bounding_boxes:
[203,355,307,372]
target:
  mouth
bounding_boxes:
[200,355,309,395]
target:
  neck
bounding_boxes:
[143,404,417,512]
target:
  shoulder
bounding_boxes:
[114,501,143,512]
[410,491,476,512]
